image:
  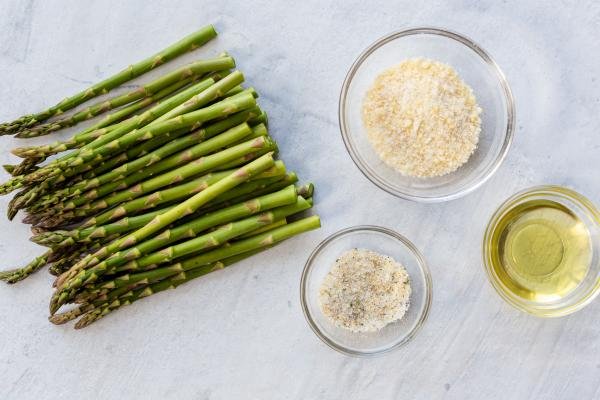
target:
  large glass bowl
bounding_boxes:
[300,226,432,357]
[483,186,600,317]
[339,27,515,202]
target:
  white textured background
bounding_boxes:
[1,1,599,399]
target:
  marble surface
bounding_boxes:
[1,1,599,399]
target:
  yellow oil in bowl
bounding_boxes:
[484,186,600,317]
[489,200,591,303]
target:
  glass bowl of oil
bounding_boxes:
[483,186,600,317]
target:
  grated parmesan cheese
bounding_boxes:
[318,248,411,332]
[362,58,482,178]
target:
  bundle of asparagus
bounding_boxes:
[0,25,320,329]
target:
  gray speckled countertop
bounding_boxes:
[1,1,599,399]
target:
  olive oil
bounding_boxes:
[489,200,592,302]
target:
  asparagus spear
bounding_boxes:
[72,216,321,329]
[106,197,312,277]
[26,113,264,216]
[50,153,276,314]
[43,122,255,215]
[50,76,250,176]
[0,252,52,283]
[34,182,295,252]
[7,189,28,220]
[31,206,172,248]
[0,77,221,196]
[77,165,286,228]
[83,189,302,280]
[83,104,264,171]
[23,76,228,185]
[238,218,288,238]
[0,233,120,283]
[32,89,257,190]
[11,75,195,159]
[48,235,120,276]
[153,70,246,123]
[14,57,234,139]
[295,183,314,199]
[7,158,42,176]
[25,113,264,218]
[19,70,212,165]
[199,173,298,213]
[29,108,263,208]
[50,251,258,326]
[12,118,136,180]
[35,135,275,229]
[23,129,193,215]
[0,25,218,135]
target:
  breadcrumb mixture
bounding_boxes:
[319,248,411,332]
[362,58,482,178]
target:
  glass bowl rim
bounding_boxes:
[338,26,516,202]
[300,225,433,357]
[482,185,600,317]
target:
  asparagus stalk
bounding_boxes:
[36,184,297,259]
[0,251,52,283]
[31,206,172,248]
[14,57,234,139]
[50,153,276,314]
[84,107,265,179]
[40,122,254,217]
[11,75,195,159]
[53,76,249,175]
[238,218,288,238]
[107,197,311,276]
[72,216,319,328]
[7,189,28,220]
[78,165,286,228]
[26,71,211,164]
[25,112,263,217]
[34,170,281,232]
[84,202,307,292]
[53,158,272,292]
[153,70,246,123]
[0,77,220,195]
[24,76,227,185]
[296,183,314,199]
[155,215,321,273]
[66,121,256,208]
[26,112,264,215]
[48,235,120,276]
[80,171,233,227]
[32,89,256,189]
[0,233,118,283]
[0,85,256,203]
[50,251,258,326]
[12,118,136,179]
[23,129,193,215]
[8,158,42,176]
[199,172,298,213]
[0,25,218,135]
[71,216,321,328]
[35,135,275,229]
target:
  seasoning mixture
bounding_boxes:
[319,248,411,332]
[362,58,482,178]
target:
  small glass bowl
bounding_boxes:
[300,226,432,357]
[483,186,600,317]
[339,27,515,202]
